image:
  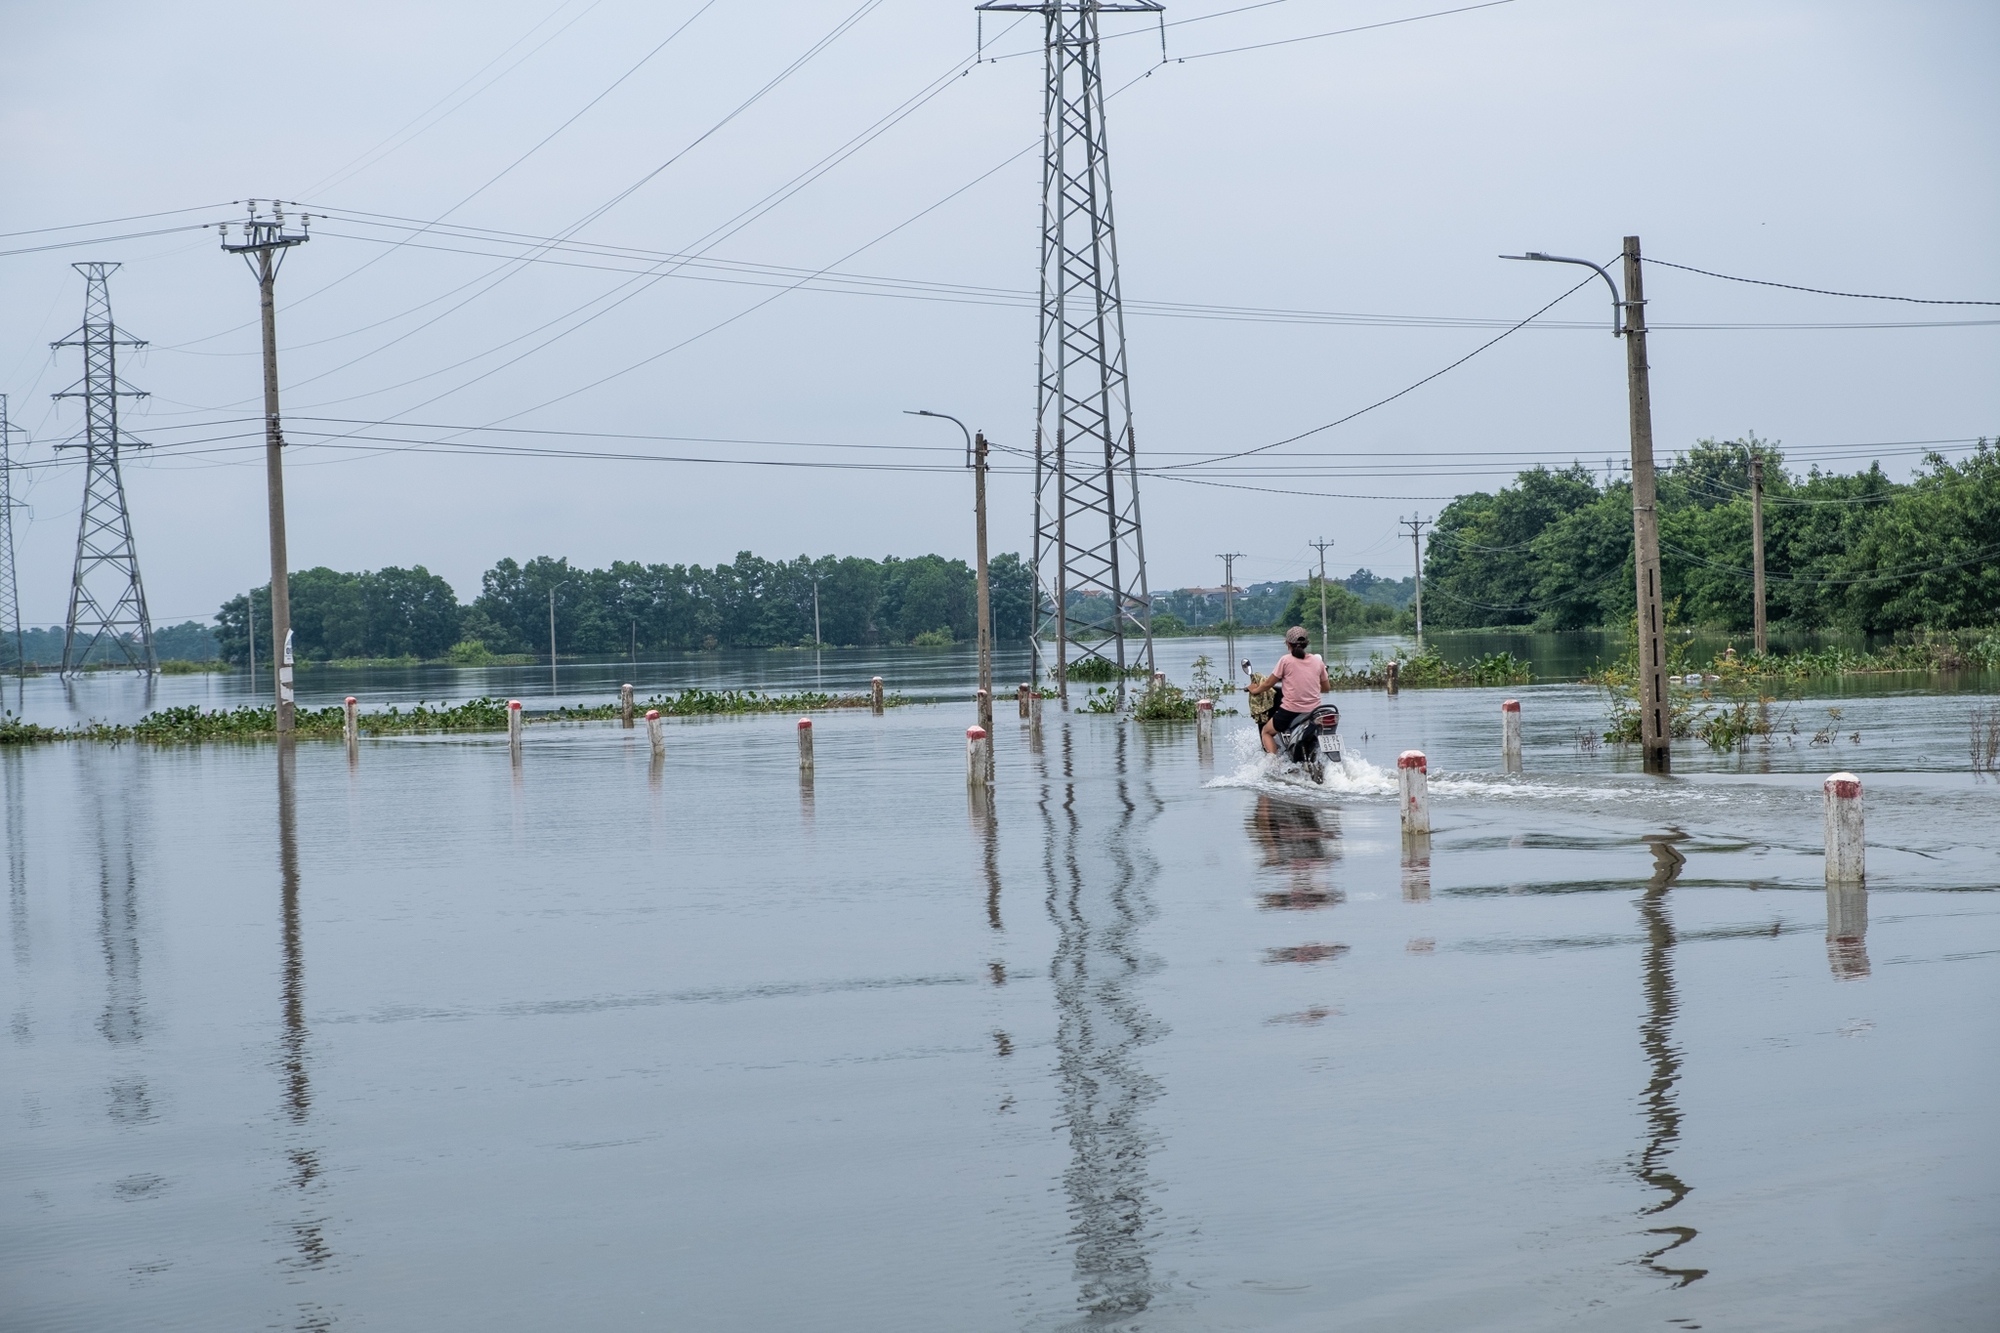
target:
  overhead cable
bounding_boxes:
[1646,258,2000,307]
[1159,271,1598,471]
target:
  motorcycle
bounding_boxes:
[1243,659,1342,784]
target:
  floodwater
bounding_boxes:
[13,629,1993,730]
[3,646,1997,1331]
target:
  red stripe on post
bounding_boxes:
[967,726,987,740]
[1502,699,1520,713]
[1397,750,1427,772]
[344,696,357,705]
[508,700,521,711]
[1825,773,1861,799]
[797,718,812,730]
[645,709,659,720]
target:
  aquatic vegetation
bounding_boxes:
[1705,628,2000,682]
[1132,679,1199,721]
[1325,647,1534,690]
[1,687,907,746]
[555,687,900,720]
[1972,704,2000,776]
[0,711,65,744]
[1064,655,1149,683]
[1187,654,1233,698]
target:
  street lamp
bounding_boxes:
[1501,239,1670,772]
[905,409,992,738]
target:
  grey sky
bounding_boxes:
[3,0,1995,625]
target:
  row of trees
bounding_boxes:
[13,621,216,667]
[214,552,1036,663]
[1423,438,2000,632]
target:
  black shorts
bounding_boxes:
[1270,706,1304,732]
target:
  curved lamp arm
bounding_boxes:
[905,409,973,468]
[1500,251,1625,335]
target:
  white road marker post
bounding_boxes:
[1018,682,1031,719]
[507,699,523,757]
[645,708,664,759]
[967,725,989,789]
[343,696,358,747]
[621,684,635,729]
[1398,750,1431,835]
[1824,772,1864,884]
[871,677,885,715]
[1196,698,1213,744]
[798,717,815,776]
[1502,699,1522,774]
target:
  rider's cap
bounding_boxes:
[1285,625,1309,646]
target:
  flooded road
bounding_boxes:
[3,666,1996,1330]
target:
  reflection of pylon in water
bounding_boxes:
[1037,725,1165,1319]
[978,0,1160,695]
[54,262,156,674]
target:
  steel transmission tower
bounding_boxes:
[0,396,24,674]
[979,0,1160,697]
[53,262,157,674]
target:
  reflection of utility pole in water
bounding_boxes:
[1037,724,1165,1322]
[6,749,29,1042]
[276,741,335,1302]
[969,785,1003,932]
[1633,833,1706,1287]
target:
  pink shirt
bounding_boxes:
[1267,652,1326,714]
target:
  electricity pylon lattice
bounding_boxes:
[978,0,1159,693]
[0,395,24,674]
[53,262,157,674]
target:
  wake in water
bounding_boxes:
[1204,726,1397,799]
[1202,725,1709,805]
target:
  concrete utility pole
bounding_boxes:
[1503,237,1670,772]
[1400,518,1429,646]
[1621,237,1670,773]
[1216,553,1244,631]
[1309,536,1334,643]
[973,431,993,736]
[222,203,310,731]
[906,409,992,727]
[1749,452,1767,655]
[547,584,568,697]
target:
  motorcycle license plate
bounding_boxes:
[1317,734,1341,760]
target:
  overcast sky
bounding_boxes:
[3,0,1995,624]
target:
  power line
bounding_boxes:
[1646,258,2000,307]
[151,0,874,367]
[1160,272,1598,471]
[301,0,607,198]
[245,220,2000,332]
[0,203,234,242]
[1174,0,1518,61]
[0,225,215,260]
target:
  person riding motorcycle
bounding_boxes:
[1246,626,1333,757]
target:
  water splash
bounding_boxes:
[1203,726,1396,798]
